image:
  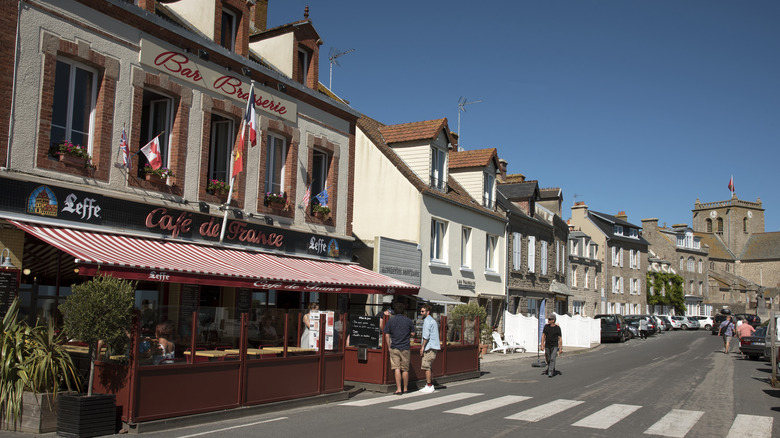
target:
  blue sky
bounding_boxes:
[268,1,780,232]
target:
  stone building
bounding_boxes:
[567,229,602,317]
[569,203,649,315]
[641,219,711,316]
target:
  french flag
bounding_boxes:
[241,84,257,148]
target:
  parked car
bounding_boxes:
[711,314,731,335]
[739,326,768,360]
[734,313,761,329]
[624,316,656,336]
[691,315,714,331]
[595,314,630,343]
[672,316,695,330]
[655,315,673,331]
[660,315,682,330]
[626,323,638,340]
[684,317,700,330]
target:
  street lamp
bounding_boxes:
[1,248,16,269]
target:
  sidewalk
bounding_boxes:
[479,342,603,364]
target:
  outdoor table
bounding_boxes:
[224,348,278,358]
[183,350,229,361]
[261,346,317,354]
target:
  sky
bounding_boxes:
[268,1,780,232]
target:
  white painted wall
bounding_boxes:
[250,33,294,78]
[166,0,217,40]
[392,143,429,185]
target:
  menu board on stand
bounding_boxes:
[0,270,20,320]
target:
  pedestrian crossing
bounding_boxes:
[339,391,774,437]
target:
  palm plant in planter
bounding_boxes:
[0,298,80,433]
[58,275,135,437]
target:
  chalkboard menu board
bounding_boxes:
[349,315,381,349]
[178,284,200,331]
[236,288,252,314]
[0,270,20,320]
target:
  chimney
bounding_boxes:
[571,202,588,224]
[254,0,269,32]
[498,159,507,182]
[616,211,627,221]
[449,132,459,150]
[641,218,659,232]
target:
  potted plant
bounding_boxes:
[51,141,95,169]
[206,179,233,196]
[264,192,287,210]
[312,204,330,219]
[450,303,490,355]
[57,275,135,437]
[143,165,175,183]
[0,298,80,433]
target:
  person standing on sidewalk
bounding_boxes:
[419,304,440,394]
[384,302,415,395]
[540,313,563,377]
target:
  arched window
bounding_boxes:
[717,218,724,234]
[705,218,712,233]
[743,217,748,232]
[679,257,684,271]
[687,257,695,272]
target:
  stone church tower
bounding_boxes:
[692,194,763,256]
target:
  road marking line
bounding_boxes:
[176,417,287,438]
[585,377,610,388]
[572,404,641,429]
[340,390,428,406]
[443,395,531,416]
[726,414,773,438]
[643,409,703,438]
[505,399,584,422]
[391,392,483,411]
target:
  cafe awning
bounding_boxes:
[9,220,417,295]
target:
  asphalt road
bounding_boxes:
[137,330,776,438]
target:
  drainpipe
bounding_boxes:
[3,0,23,170]
[504,210,511,326]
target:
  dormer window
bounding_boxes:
[297,48,310,86]
[628,228,638,238]
[430,147,446,191]
[483,171,495,209]
[613,225,623,235]
[221,9,237,51]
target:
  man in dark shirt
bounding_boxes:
[384,302,416,394]
[540,313,563,378]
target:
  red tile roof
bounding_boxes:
[448,148,498,169]
[379,119,448,144]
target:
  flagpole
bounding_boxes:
[219,83,252,243]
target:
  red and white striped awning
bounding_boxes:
[9,220,416,295]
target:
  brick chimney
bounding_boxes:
[616,211,627,221]
[498,159,507,182]
[641,218,659,232]
[571,202,588,223]
[254,0,269,32]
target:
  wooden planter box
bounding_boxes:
[1,391,62,433]
[57,154,90,169]
[144,173,168,184]
[57,393,116,438]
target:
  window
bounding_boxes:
[690,280,694,294]
[527,298,539,318]
[556,241,560,273]
[540,241,548,275]
[527,236,536,273]
[430,219,447,262]
[679,257,684,271]
[677,235,684,247]
[628,228,638,238]
[630,278,638,295]
[265,134,288,195]
[629,249,635,269]
[584,267,590,289]
[50,59,97,152]
[310,149,330,210]
[612,247,618,267]
[483,171,495,208]
[706,218,712,233]
[512,232,522,270]
[635,250,640,270]
[461,227,472,268]
[297,48,310,85]
[571,240,578,255]
[220,9,237,51]
[572,266,578,287]
[430,147,446,190]
[687,257,695,272]
[743,217,748,232]
[486,235,498,272]
[698,259,703,273]
[717,218,723,234]
[612,276,619,294]
[699,282,703,295]
[573,300,584,316]
[613,225,623,235]
[208,114,235,184]
[138,90,173,173]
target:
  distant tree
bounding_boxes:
[646,272,685,314]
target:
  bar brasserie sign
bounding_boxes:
[140,39,297,123]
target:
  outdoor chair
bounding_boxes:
[490,331,525,354]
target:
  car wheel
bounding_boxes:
[748,355,760,361]
[619,333,626,343]
[681,325,688,330]
[704,324,711,331]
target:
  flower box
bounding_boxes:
[57,153,91,169]
[144,173,167,184]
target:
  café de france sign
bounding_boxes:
[140,39,297,123]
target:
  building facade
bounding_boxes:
[567,229,602,317]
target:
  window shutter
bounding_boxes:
[512,232,522,270]
[528,236,536,272]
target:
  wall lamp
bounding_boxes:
[1,248,16,269]
[277,83,286,92]
[198,202,210,213]
[241,67,251,77]
[248,213,273,226]
[198,49,209,61]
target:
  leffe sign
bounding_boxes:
[139,38,297,123]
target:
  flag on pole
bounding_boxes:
[231,135,243,178]
[314,185,329,207]
[728,175,735,193]
[140,134,162,170]
[239,84,257,148]
[300,184,312,209]
[119,127,131,170]
[537,299,546,348]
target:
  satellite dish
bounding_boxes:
[328,47,355,90]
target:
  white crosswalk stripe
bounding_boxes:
[390,392,483,411]
[725,414,774,438]
[505,399,585,422]
[339,390,428,407]
[571,403,642,429]
[443,395,531,416]
[643,409,704,438]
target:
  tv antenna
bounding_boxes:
[328,47,354,90]
[457,96,483,148]
[572,194,583,205]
